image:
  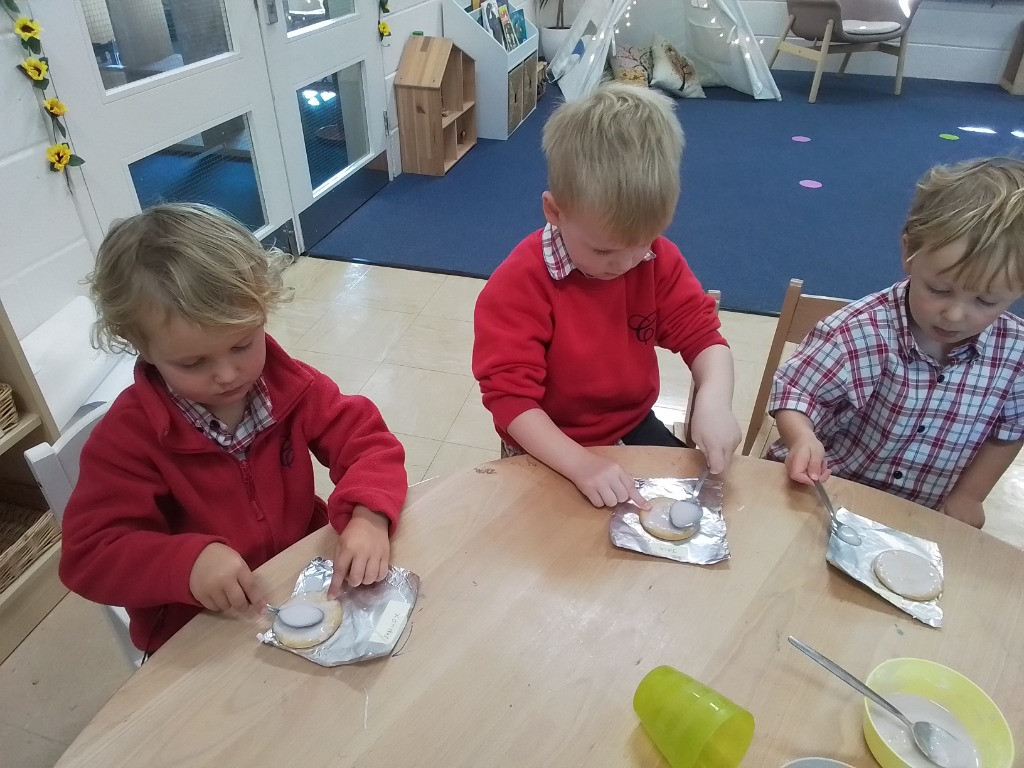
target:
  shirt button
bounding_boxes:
[917,425,926,434]
[936,374,945,383]
[893,470,904,480]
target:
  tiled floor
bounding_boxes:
[3,258,1023,766]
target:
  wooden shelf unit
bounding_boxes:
[0,299,62,663]
[396,36,478,176]
[441,0,538,140]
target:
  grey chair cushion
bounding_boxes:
[842,19,902,34]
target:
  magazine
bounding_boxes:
[479,0,507,48]
[510,7,527,45]
[497,4,519,51]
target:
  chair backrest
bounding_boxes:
[741,280,848,456]
[683,289,721,446]
[24,401,143,669]
[24,402,111,523]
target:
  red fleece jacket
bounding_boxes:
[473,230,726,447]
[58,336,407,652]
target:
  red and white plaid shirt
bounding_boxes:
[541,223,655,280]
[767,279,1024,509]
[167,378,275,458]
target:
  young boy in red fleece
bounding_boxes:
[59,203,407,654]
[473,84,741,509]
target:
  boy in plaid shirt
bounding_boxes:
[769,157,1024,528]
[59,204,407,653]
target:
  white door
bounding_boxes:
[258,0,391,250]
[43,0,296,245]
[42,0,391,252]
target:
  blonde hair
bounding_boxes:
[904,157,1024,291]
[89,203,290,354]
[542,83,685,243]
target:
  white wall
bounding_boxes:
[751,0,1022,83]
[601,0,1023,84]
[0,3,98,340]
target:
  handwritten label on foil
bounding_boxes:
[370,599,409,644]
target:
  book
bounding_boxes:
[510,7,527,45]
[479,0,507,48]
[497,4,518,51]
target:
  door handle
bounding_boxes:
[265,0,279,24]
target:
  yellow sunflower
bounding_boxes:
[44,98,67,117]
[20,57,48,81]
[46,143,72,172]
[14,17,42,41]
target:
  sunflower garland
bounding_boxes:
[3,0,85,174]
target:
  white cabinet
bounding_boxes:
[442,0,539,139]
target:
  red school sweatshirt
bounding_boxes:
[58,336,407,653]
[473,230,726,447]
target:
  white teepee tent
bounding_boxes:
[548,0,780,101]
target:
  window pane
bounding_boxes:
[285,0,356,35]
[296,64,370,191]
[82,0,231,90]
[128,114,266,231]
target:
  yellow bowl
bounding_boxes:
[862,658,1014,768]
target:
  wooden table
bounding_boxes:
[56,448,1024,767]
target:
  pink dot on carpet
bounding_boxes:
[799,180,823,189]
[792,135,811,142]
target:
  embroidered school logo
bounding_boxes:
[628,311,656,343]
[280,435,294,468]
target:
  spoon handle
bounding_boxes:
[788,637,913,729]
[812,480,838,519]
[692,466,710,496]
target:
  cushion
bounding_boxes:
[842,19,901,35]
[650,35,706,98]
[609,45,652,87]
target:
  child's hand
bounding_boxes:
[785,435,830,485]
[329,507,391,597]
[942,493,985,528]
[568,452,650,510]
[189,542,262,612]
[689,401,742,474]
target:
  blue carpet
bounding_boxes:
[312,70,1024,314]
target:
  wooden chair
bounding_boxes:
[770,0,923,103]
[24,403,144,668]
[742,280,849,457]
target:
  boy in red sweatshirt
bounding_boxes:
[59,203,407,654]
[473,84,741,510]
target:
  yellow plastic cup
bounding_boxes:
[633,666,755,768]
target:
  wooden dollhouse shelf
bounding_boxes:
[0,413,42,457]
[442,99,476,128]
[396,36,478,176]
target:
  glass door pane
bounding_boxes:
[296,64,370,192]
[128,114,267,231]
[285,0,357,34]
[81,0,231,90]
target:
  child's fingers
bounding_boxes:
[347,553,370,586]
[238,568,262,608]
[375,555,389,583]
[329,549,355,598]
[705,446,728,475]
[627,481,650,510]
[224,579,251,611]
[597,484,620,508]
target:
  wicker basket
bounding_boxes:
[0,501,60,595]
[0,382,19,432]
